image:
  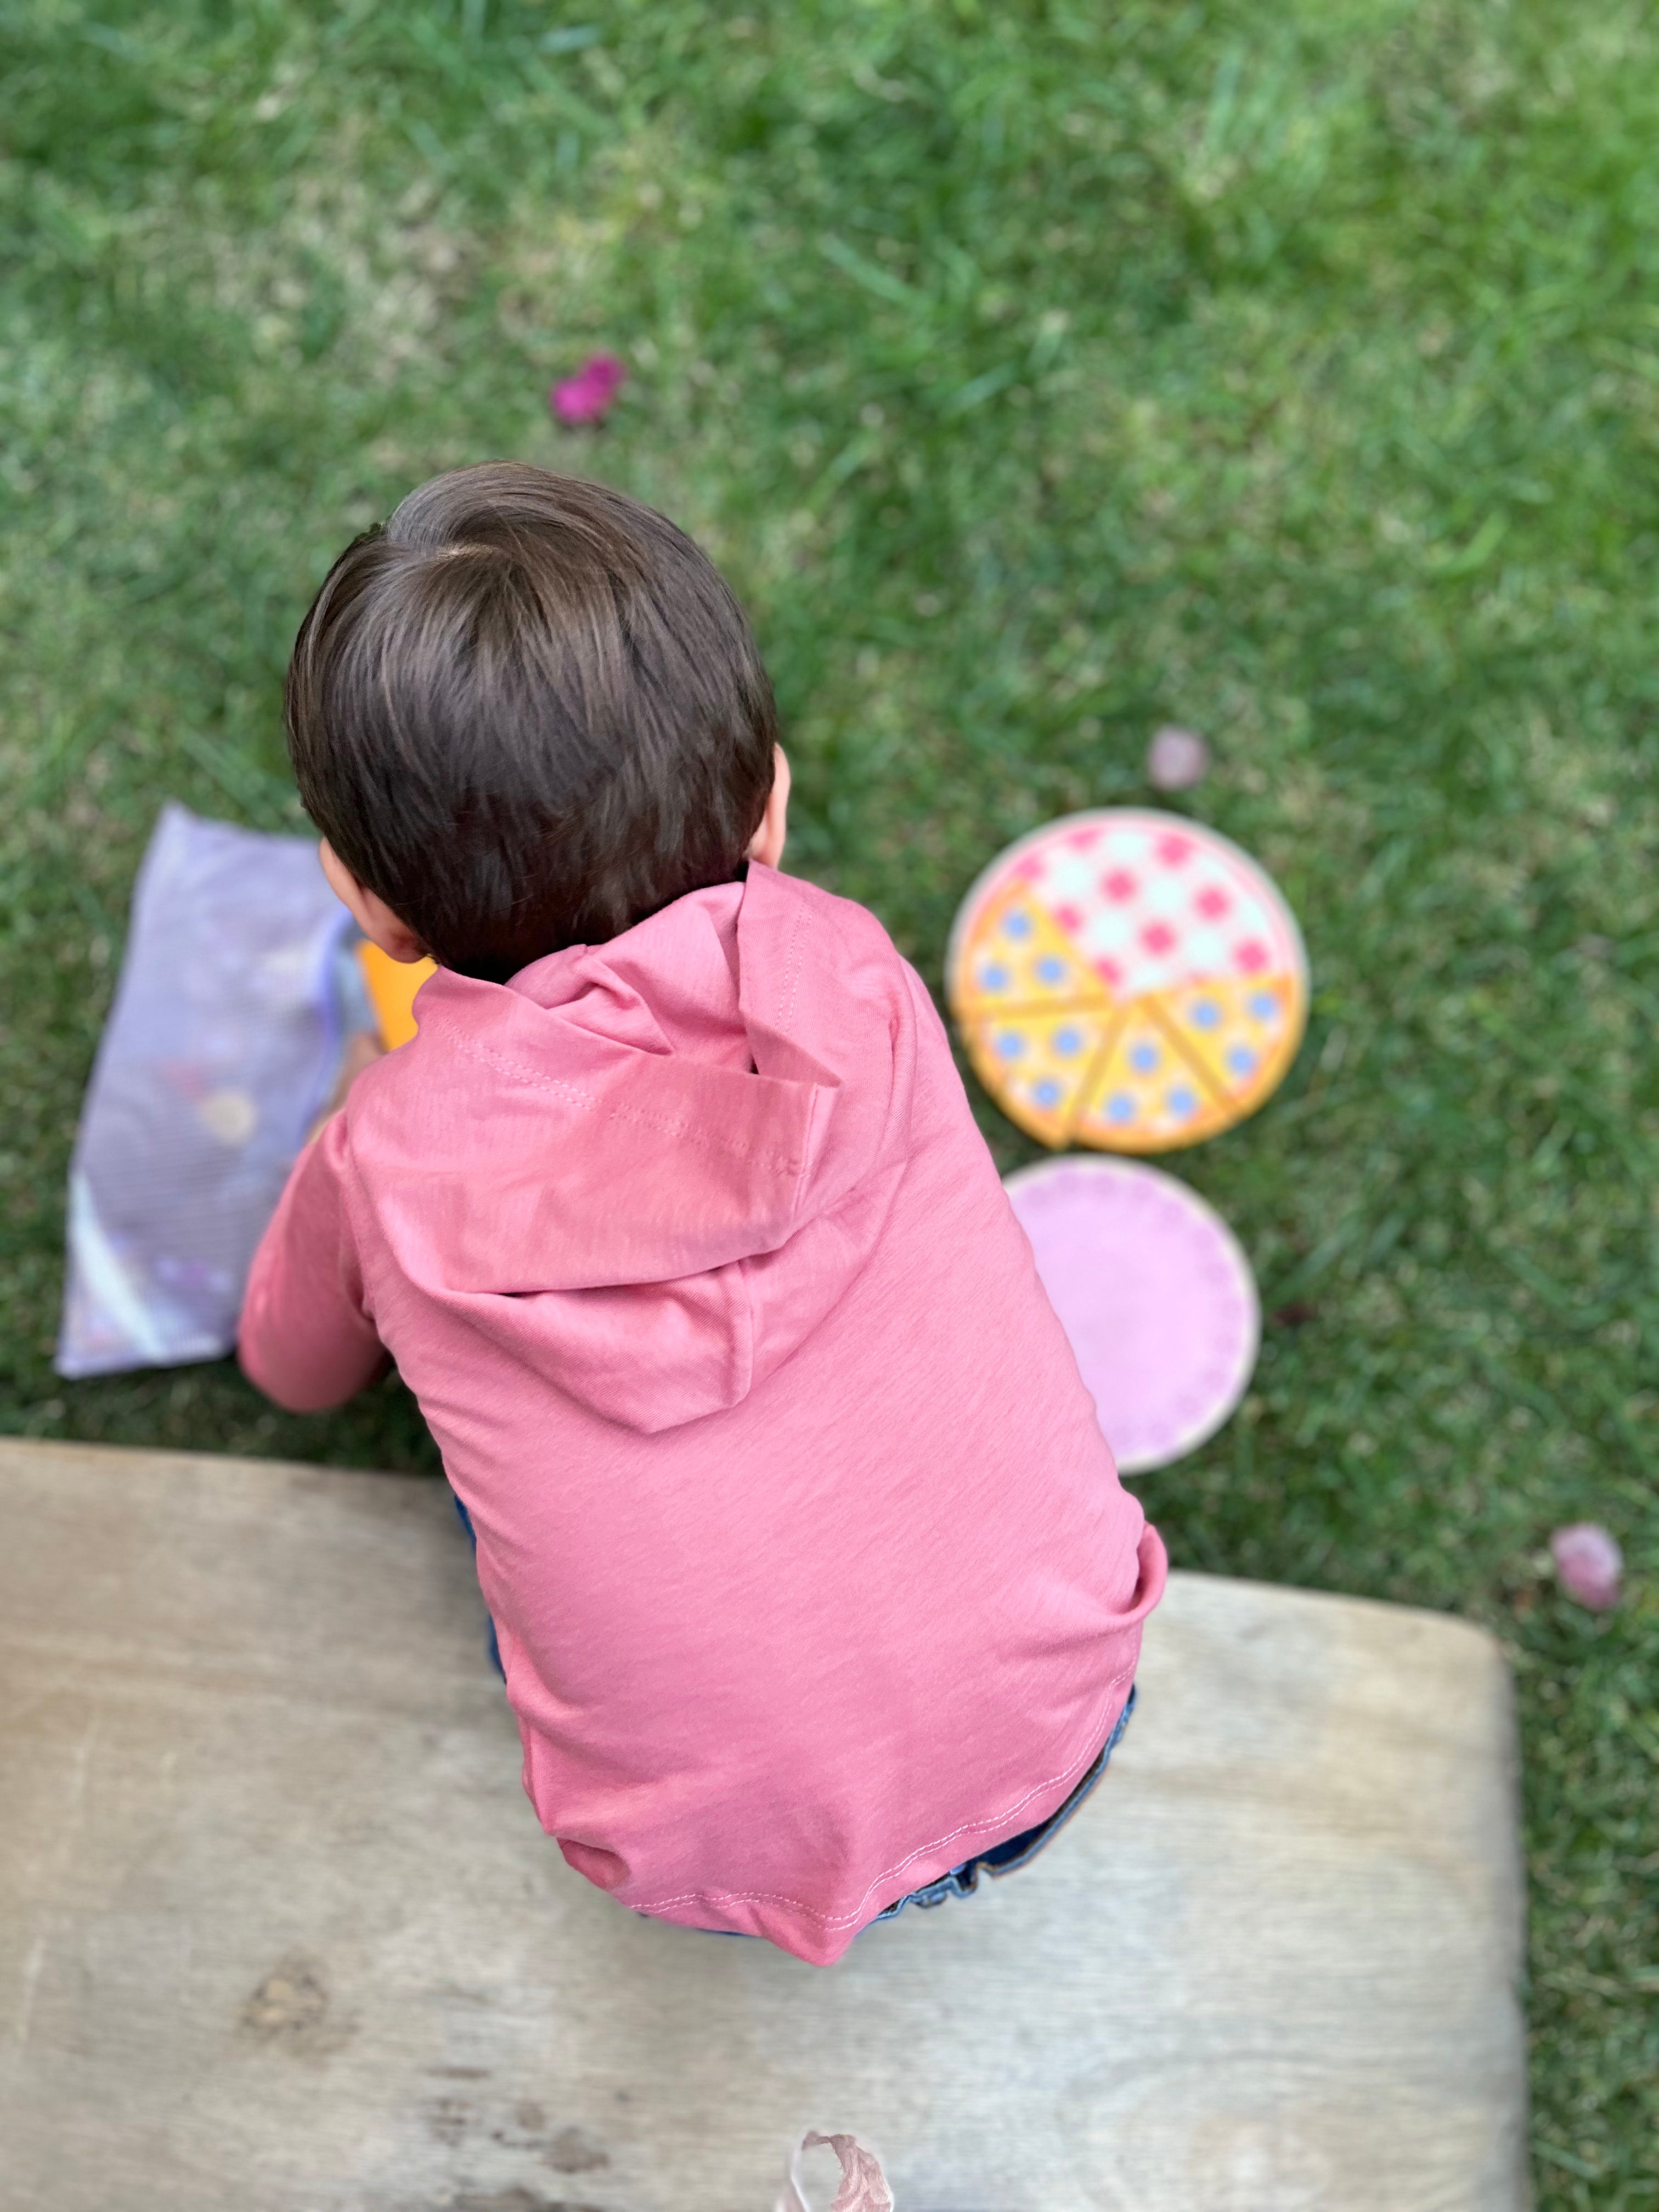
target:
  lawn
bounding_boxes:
[2,1,1655,2197]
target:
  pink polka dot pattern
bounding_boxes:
[1005,1157,1260,1471]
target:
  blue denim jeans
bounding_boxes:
[452,1493,505,1680]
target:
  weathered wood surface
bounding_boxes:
[0,1440,1528,2211]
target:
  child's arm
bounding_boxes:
[238,1108,388,1412]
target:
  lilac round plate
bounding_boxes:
[1005,1156,1260,1472]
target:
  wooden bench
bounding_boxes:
[0,1441,1528,2211]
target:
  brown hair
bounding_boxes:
[285,462,778,981]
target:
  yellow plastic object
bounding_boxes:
[947,810,1308,1153]
[357,941,437,1051]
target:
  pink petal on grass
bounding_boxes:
[1147,725,1211,791]
[1550,1522,1623,1612]
[549,353,627,426]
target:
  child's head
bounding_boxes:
[286,462,785,981]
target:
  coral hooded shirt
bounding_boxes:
[240,865,1166,1963]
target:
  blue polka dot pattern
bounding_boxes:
[1191,998,1222,1030]
[1129,1041,1160,1073]
[996,1031,1024,1059]
[980,963,1010,992]
[1167,1086,1198,1118]
[1107,1093,1136,1122]
[1032,1077,1063,1108]
[1227,1044,1257,1076]
[1035,954,1068,983]
[1002,911,1033,939]
[1249,990,1279,1023]
[1052,1026,1084,1057]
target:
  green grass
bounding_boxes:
[2,0,1656,2193]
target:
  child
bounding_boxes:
[241,462,1166,1965]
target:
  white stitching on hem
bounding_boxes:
[631,1666,1135,1931]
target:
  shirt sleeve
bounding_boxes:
[238,1109,389,1412]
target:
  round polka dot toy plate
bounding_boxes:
[1005,1157,1260,1472]
[947,809,1308,1152]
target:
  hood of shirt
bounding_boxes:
[343,865,920,1435]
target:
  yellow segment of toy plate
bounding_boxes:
[357,941,436,1049]
[1071,994,1234,1152]
[962,1005,1122,1148]
[954,883,1114,1014]
[1156,973,1301,1118]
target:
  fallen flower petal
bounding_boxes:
[780,2133,894,2212]
[1147,724,1211,791]
[1550,1522,1623,1612]
[550,352,628,426]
